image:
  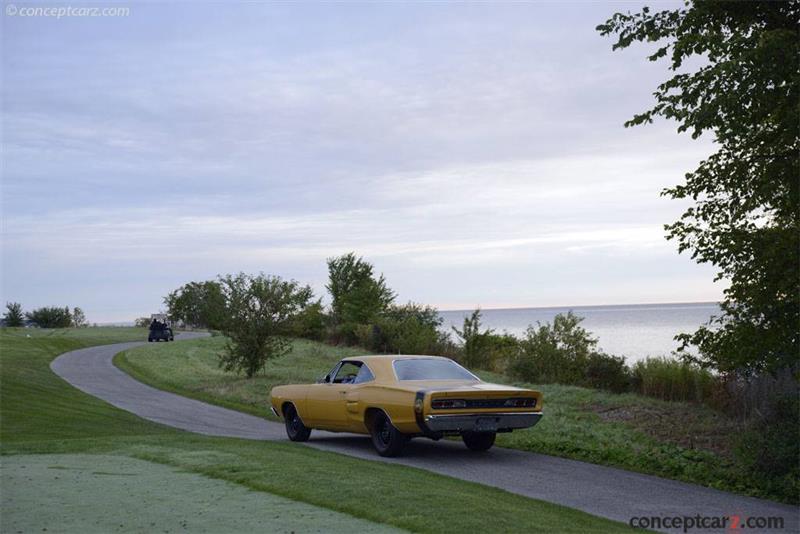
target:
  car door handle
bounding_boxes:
[339,390,347,395]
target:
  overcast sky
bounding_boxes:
[1,1,723,322]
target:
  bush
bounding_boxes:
[734,389,799,501]
[630,357,715,403]
[289,300,327,341]
[508,312,596,385]
[353,303,449,356]
[451,309,505,370]
[586,352,631,393]
[480,333,521,373]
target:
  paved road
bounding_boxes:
[51,335,798,533]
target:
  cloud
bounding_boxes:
[1,1,720,321]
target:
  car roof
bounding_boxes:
[341,354,450,362]
[337,354,467,383]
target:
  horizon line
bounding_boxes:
[435,300,720,313]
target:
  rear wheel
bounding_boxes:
[462,431,496,451]
[284,404,311,442]
[369,411,407,457]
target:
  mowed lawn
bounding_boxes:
[0,327,639,534]
[118,336,771,502]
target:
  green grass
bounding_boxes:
[0,327,638,533]
[116,335,789,503]
[4,454,400,533]
[1,327,169,442]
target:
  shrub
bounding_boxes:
[354,303,448,356]
[630,357,715,403]
[586,352,631,393]
[481,333,520,372]
[373,316,439,355]
[734,387,799,501]
[508,312,596,385]
[289,300,327,341]
[452,309,498,369]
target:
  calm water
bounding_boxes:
[438,302,720,362]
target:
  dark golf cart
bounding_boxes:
[148,319,174,342]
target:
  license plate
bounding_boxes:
[474,417,498,432]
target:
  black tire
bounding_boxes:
[369,411,407,457]
[148,338,153,342]
[462,431,496,451]
[284,404,311,442]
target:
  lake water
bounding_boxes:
[438,302,720,362]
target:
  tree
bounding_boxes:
[217,273,314,378]
[165,280,226,329]
[326,253,395,340]
[598,2,799,374]
[3,302,25,327]
[134,317,151,328]
[71,307,87,327]
[26,306,72,328]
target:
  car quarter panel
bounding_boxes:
[269,384,311,421]
[349,385,419,434]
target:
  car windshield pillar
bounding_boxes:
[322,362,343,383]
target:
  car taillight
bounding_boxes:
[503,398,536,408]
[431,399,467,409]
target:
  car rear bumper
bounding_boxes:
[423,411,542,433]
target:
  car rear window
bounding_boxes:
[393,359,478,381]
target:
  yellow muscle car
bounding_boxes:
[269,355,543,457]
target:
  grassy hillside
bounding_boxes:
[117,335,785,503]
[0,327,638,534]
[1,327,166,444]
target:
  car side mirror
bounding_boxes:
[316,375,328,384]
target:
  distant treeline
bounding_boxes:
[2,302,87,328]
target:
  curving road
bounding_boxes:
[51,335,798,534]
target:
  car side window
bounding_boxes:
[352,363,375,384]
[333,361,362,384]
